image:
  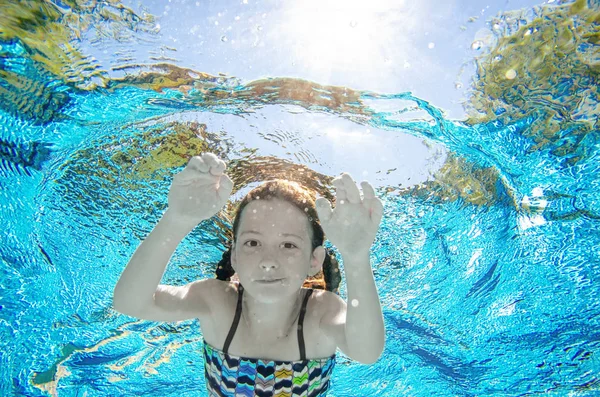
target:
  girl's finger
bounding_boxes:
[315,197,333,223]
[332,177,348,203]
[217,174,234,201]
[201,153,220,168]
[370,197,384,225]
[189,155,210,172]
[210,159,227,176]
[341,173,361,204]
[361,181,376,200]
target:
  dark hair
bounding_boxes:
[216,180,341,294]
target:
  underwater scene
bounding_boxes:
[1,0,599,395]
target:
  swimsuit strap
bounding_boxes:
[298,288,313,361]
[222,283,244,354]
[222,284,313,360]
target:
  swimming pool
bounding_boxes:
[1,0,599,395]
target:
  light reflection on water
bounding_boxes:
[1,0,599,396]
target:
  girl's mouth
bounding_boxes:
[255,278,284,284]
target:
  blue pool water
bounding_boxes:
[1,0,599,396]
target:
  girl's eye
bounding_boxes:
[244,240,260,247]
[282,242,297,249]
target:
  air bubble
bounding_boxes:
[221,35,228,42]
[351,299,359,307]
[428,42,435,49]
[471,40,483,50]
[505,69,517,80]
[349,20,358,28]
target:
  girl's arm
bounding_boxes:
[113,211,213,322]
[342,251,385,363]
[316,173,386,364]
[319,252,385,365]
[112,154,233,322]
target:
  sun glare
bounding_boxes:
[280,0,405,75]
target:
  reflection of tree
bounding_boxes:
[407,154,511,207]
[466,0,599,166]
[0,0,156,90]
[111,66,370,118]
[409,0,599,208]
[60,120,334,245]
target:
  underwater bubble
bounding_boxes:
[350,20,358,28]
[471,40,483,50]
[404,61,411,69]
[505,69,517,79]
[351,299,359,307]
[221,35,228,42]
[428,42,435,49]
[455,82,463,89]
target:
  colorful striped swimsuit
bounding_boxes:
[203,284,336,396]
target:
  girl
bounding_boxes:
[113,153,385,396]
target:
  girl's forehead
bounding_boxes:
[239,198,310,233]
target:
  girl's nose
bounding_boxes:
[259,253,279,270]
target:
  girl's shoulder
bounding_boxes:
[311,288,346,317]
[205,280,343,314]
[201,279,345,321]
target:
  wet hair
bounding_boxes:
[216,180,341,294]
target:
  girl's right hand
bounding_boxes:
[166,153,233,228]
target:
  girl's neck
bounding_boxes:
[241,288,304,339]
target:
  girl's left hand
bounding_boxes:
[316,173,383,257]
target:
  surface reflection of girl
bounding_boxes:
[114,153,385,396]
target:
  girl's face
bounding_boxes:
[231,198,324,302]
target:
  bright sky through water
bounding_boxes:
[100,0,553,187]
[117,0,547,118]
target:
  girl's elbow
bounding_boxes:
[351,343,385,365]
[356,351,383,365]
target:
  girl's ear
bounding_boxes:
[230,242,237,272]
[309,246,326,277]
